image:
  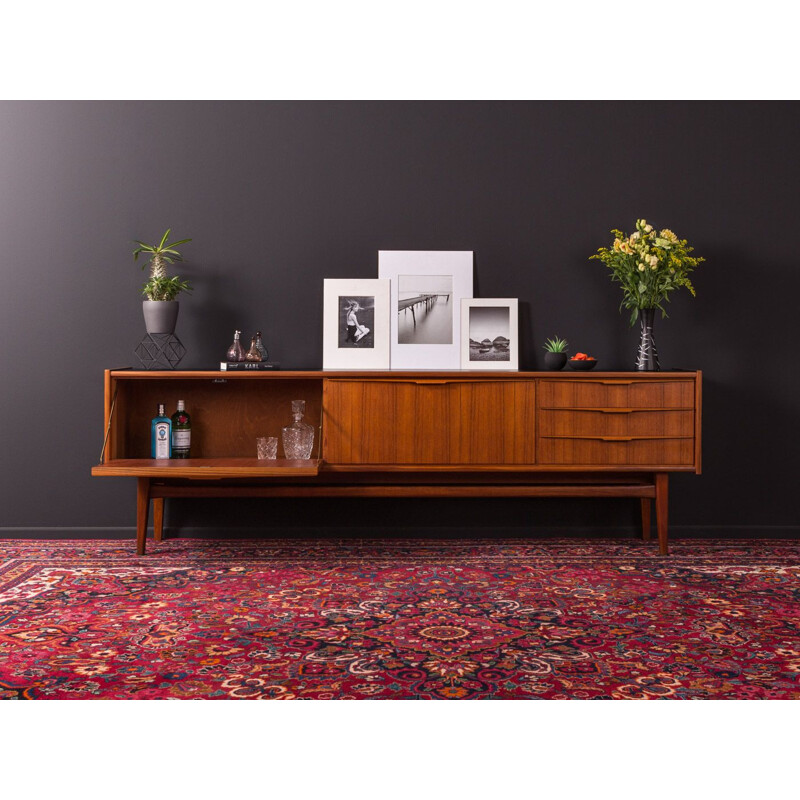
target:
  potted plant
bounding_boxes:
[542,335,569,370]
[133,229,192,335]
[590,219,703,370]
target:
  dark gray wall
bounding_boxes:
[1,101,798,537]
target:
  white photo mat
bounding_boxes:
[460,298,519,370]
[378,250,473,370]
[322,279,390,369]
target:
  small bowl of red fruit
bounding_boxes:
[568,352,598,370]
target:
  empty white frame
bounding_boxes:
[378,250,473,370]
[322,279,391,369]
[461,298,519,370]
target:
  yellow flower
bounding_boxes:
[644,224,653,233]
[660,228,678,242]
[638,264,645,272]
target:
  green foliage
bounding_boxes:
[589,219,704,326]
[133,228,193,299]
[142,276,193,301]
[543,335,569,353]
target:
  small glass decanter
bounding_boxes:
[254,331,269,361]
[282,399,314,459]
[245,336,262,361]
[226,330,245,362]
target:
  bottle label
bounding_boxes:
[173,430,191,448]
[154,423,171,459]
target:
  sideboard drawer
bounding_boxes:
[324,379,536,465]
[538,435,695,466]
[539,408,694,438]
[539,379,695,409]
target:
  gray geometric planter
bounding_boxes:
[143,300,179,335]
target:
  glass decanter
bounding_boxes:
[282,399,314,459]
[226,330,245,362]
[254,331,269,361]
[245,336,262,361]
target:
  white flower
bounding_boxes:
[645,224,653,233]
[638,263,646,272]
[631,232,641,242]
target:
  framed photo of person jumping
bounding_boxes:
[460,298,519,370]
[323,279,391,369]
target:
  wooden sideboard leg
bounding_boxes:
[640,498,652,540]
[153,498,165,541]
[655,473,669,556]
[136,478,150,556]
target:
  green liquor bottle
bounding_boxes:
[171,400,191,458]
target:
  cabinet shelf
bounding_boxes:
[92,458,321,479]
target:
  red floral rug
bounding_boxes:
[1,538,798,699]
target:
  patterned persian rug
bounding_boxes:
[0,538,797,699]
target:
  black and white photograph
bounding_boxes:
[323,279,390,369]
[461,298,518,370]
[338,295,374,348]
[397,274,453,344]
[468,305,510,361]
[379,250,473,370]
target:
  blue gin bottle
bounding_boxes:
[151,403,172,459]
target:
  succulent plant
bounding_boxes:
[133,229,193,301]
[543,335,569,353]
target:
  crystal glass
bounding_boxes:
[281,400,314,459]
[256,436,278,459]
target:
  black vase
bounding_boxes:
[636,308,660,371]
[544,351,568,370]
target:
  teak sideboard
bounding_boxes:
[92,369,702,555]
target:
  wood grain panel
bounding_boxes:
[538,408,694,438]
[538,436,694,466]
[323,379,536,465]
[539,379,694,409]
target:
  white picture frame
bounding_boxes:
[323,279,391,370]
[378,250,473,370]
[460,298,519,370]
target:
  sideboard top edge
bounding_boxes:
[106,369,700,380]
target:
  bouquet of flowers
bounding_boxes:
[590,219,703,326]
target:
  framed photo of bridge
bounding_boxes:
[460,298,519,370]
[378,250,474,370]
[323,278,391,369]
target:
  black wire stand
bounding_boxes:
[135,333,186,370]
